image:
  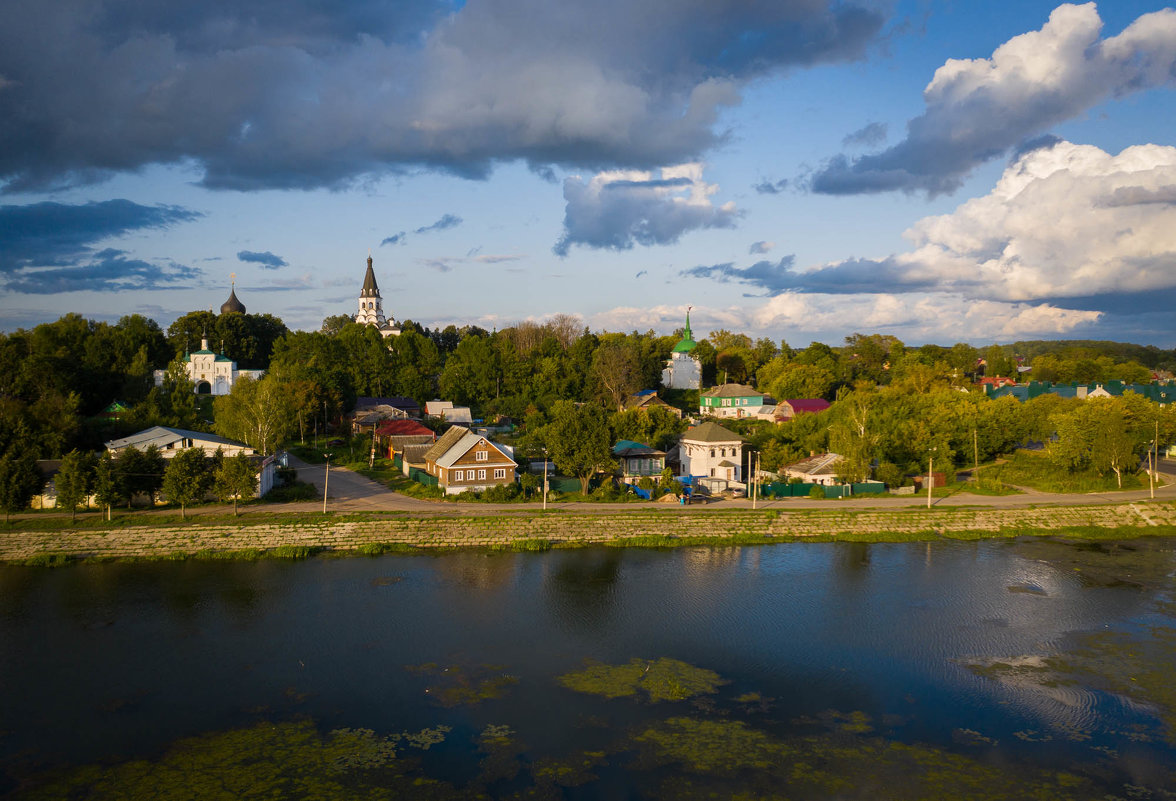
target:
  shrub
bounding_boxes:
[483,483,521,502]
[874,462,904,488]
[269,545,320,559]
[275,466,298,485]
[808,485,825,500]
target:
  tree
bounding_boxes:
[0,452,43,523]
[213,375,293,454]
[214,452,258,516]
[92,450,125,521]
[162,448,212,520]
[55,449,95,521]
[117,445,166,508]
[591,339,644,410]
[544,401,614,494]
[1090,407,1140,488]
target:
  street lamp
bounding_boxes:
[322,452,333,514]
[926,446,937,509]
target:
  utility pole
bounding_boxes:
[369,424,377,469]
[752,451,759,510]
[973,428,978,473]
[322,453,331,514]
[926,448,936,509]
[542,450,549,511]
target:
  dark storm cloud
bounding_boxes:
[414,213,463,234]
[237,250,288,268]
[0,0,887,192]
[0,199,201,273]
[809,5,1176,196]
[682,255,935,295]
[4,248,202,294]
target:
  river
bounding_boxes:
[2,538,1174,799]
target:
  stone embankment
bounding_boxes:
[4,502,1176,562]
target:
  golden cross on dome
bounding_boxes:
[229,271,237,286]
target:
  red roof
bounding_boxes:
[375,419,434,437]
[783,399,830,413]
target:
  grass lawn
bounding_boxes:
[984,449,1147,494]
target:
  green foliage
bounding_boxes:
[213,375,292,454]
[0,451,43,522]
[161,448,212,519]
[214,452,259,515]
[610,404,687,451]
[544,401,613,494]
[54,449,95,520]
[808,484,825,500]
[992,450,1144,494]
[116,445,165,507]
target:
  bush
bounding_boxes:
[808,485,825,500]
[637,476,656,491]
[275,466,298,485]
[874,462,904,488]
[483,483,521,502]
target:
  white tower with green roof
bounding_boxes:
[661,307,702,390]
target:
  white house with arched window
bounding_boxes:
[678,421,745,490]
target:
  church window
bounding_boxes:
[710,449,715,458]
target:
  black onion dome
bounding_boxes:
[220,286,246,314]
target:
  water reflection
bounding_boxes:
[1,537,1174,799]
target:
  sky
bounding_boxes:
[2,0,1175,347]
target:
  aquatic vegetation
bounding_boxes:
[11,720,464,801]
[630,716,1104,801]
[557,658,727,702]
[531,750,607,788]
[405,662,519,708]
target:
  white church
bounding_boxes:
[153,282,265,395]
[355,254,401,337]
[661,308,702,390]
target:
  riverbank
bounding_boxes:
[4,500,1176,564]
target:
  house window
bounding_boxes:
[478,469,486,480]
[722,399,731,406]
[475,450,488,462]
[453,470,463,481]
[710,449,715,458]
[494,468,506,479]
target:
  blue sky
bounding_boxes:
[2,0,1175,347]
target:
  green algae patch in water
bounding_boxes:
[406,662,520,708]
[11,720,465,801]
[629,715,1104,801]
[557,657,727,702]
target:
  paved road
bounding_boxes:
[20,458,1176,524]
[287,455,1176,514]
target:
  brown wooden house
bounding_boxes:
[423,426,517,494]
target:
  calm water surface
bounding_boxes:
[2,538,1174,799]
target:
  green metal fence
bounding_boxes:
[759,481,887,498]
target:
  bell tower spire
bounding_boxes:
[356,251,387,326]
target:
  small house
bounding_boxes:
[423,426,517,495]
